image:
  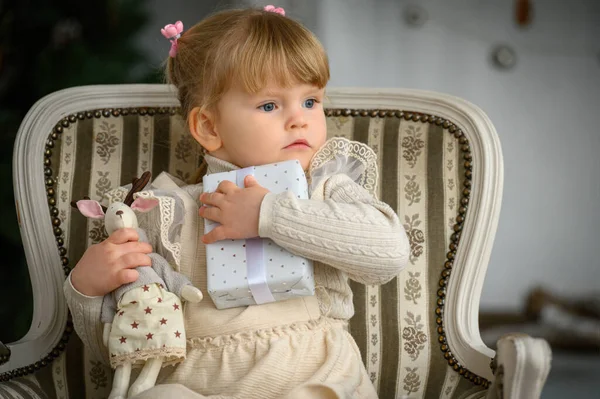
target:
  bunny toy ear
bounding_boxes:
[131,197,159,213]
[74,200,106,219]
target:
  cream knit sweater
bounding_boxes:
[64,154,410,364]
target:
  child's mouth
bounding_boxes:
[284,139,310,149]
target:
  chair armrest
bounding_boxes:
[487,333,552,399]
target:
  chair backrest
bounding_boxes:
[4,85,503,399]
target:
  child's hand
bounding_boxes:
[199,176,269,244]
[181,285,203,303]
[70,228,153,297]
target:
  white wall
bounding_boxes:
[143,0,600,310]
[316,0,600,310]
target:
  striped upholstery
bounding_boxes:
[45,108,487,398]
[0,376,49,398]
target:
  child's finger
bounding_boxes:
[118,252,152,269]
[199,205,222,222]
[119,241,153,255]
[202,226,228,244]
[216,180,237,194]
[244,175,260,188]
[106,228,139,244]
[200,192,225,206]
[116,268,139,286]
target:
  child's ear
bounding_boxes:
[76,200,106,219]
[189,107,223,152]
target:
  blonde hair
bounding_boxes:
[166,8,329,183]
[166,8,330,122]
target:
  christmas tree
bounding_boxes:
[0,0,157,343]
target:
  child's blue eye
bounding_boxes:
[303,99,316,109]
[258,102,276,112]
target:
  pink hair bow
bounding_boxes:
[264,5,285,16]
[161,21,184,58]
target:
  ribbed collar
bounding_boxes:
[204,154,239,174]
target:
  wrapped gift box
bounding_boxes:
[203,160,315,309]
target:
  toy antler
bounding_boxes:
[123,171,152,206]
[70,196,107,213]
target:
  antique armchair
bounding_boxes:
[1,85,552,398]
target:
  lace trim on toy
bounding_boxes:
[110,347,186,368]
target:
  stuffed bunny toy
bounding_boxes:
[72,172,203,399]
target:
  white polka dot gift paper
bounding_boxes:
[202,160,315,309]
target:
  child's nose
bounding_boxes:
[286,110,308,130]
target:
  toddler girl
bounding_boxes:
[64,6,410,399]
